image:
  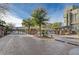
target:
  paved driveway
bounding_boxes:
[0,32,78,55]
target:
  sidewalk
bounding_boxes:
[53,34,79,46]
[53,34,79,39]
[59,35,79,39]
[26,34,79,44]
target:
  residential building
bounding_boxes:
[64,5,79,33]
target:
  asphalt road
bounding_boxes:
[0,32,78,55]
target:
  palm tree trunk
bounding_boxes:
[28,25,30,34]
[39,24,41,37]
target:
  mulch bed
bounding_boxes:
[36,36,52,39]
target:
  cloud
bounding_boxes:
[1,12,22,27]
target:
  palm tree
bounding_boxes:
[22,18,33,34]
[32,8,48,36]
[51,22,62,29]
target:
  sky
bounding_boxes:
[1,3,79,27]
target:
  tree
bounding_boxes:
[4,23,14,34]
[32,7,48,36]
[51,22,62,29]
[0,19,6,26]
[0,20,14,35]
[22,18,33,34]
